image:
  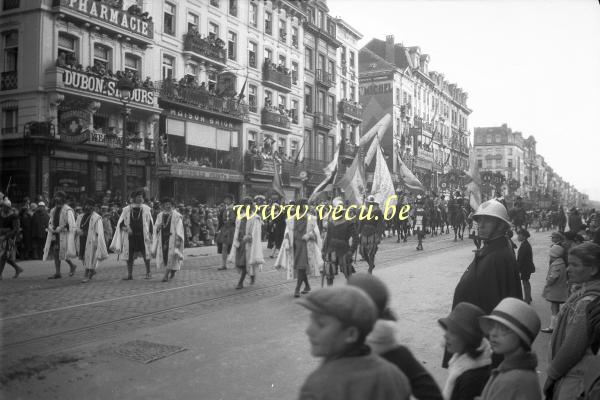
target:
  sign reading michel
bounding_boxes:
[56,0,154,39]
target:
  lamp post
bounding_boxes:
[115,77,135,204]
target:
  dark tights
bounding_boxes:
[237,265,247,287]
[295,269,310,293]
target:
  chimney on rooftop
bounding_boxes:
[385,35,395,64]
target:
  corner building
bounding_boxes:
[0,0,159,202]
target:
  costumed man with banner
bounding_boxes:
[320,197,359,286]
[274,198,322,297]
[152,198,184,282]
[216,194,236,270]
[110,190,154,280]
[43,190,78,279]
[75,199,108,283]
[228,196,264,289]
[359,195,385,274]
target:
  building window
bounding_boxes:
[248,84,257,112]
[249,2,258,27]
[278,94,286,109]
[248,41,257,68]
[349,51,355,70]
[291,61,298,85]
[229,0,237,17]
[305,85,313,113]
[248,130,257,150]
[264,90,273,108]
[57,32,77,62]
[265,11,272,35]
[3,0,19,10]
[317,133,325,160]
[228,31,237,60]
[305,47,313,70]
[162,55,174,80]
[279,19,287,42]
[1,104,18,134]
[291,99,299,124]
[185,63,198,76]
[278,54,286,69]
[210,0,219,7]
[187,12,199,33]
[209,22,219,38]
[3,30,18,73]
[318,91,325,113]
[291,140,299,159]
[304,129,312,158]
[164,2,176,36]
[317,10,323,28]
[93,44,111,70]
[350,85,356,102]
[327,95,334,117]
[278,137,286,155]
[124,53,141,75]
[292,26,298,48]
[264,48,272,63]
[508,159,513,168]
[207,70,217,92]
[486,135,492,144]
[495,135,501,143]
[328,59,335,76]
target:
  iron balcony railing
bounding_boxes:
[338,100,363,120]
[263,63,292,90]
[314,112,335,128]
[156,80,248,120]
[1,71,17,91]
[316,69,335,87]
[183,33,227,65]
[3,0,19,10]
[261,108,291,130]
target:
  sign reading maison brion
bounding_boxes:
[58,0,153,39]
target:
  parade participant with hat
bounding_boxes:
[348,273,444,400]
[216,194,236,270]
[228,196,264,289]
[320,197,358,286]
[478,298,542,400]
[414,195,427,251]
[297,286,412,400]
[275,198,322,297]
[358,195,385,274]
[516,229,535,305]
[509,196,527,231]
[443,199,522,369]
[110,190,154,280]
[75,199,108,283]
[0,198,24,279]
[43,191,78,279]
[151,198,184,282]
[439,302,491,400]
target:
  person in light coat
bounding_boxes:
[74,199,108,282]
[228,196,264,289]
[151,198,184,282]
[274,198,323,297]
[43,191,77,279]
[541,244,569,333]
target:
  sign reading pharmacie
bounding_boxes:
[56,0,153,39]
[62,69,155,106]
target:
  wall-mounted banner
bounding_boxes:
[62,69,155,106]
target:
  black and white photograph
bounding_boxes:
[1,0,599,399]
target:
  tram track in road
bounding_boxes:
[1,234,473,362]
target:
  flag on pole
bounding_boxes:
[465,152,482,210]
[309,147,339,203]
[237,74,248,105]
[396,149,426,193]
[272,162,286,200]
[371,142,396,206]
[337,151,365,205]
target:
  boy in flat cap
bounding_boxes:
[297,286,411,400]
[110,190,154,280]
[75,199,108,282]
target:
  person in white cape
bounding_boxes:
[274,198,323,297]
[151,198,184,282]
[228,196,264,289]
[43,191,78,279]
[74,199,108,283]
[110,190,154,280]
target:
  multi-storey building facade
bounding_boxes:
[1,0,159,202]
[358,36,470,192]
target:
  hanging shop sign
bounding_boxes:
[159,165,244,182]
[62,69,155,106]
[57,0,153,39]
[58,109,91,144]
[166,109,239,129]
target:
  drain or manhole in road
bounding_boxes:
[112,340,187,364]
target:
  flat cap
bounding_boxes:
[298,286,378,336]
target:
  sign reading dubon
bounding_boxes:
[62,69,155,106]
[58,0,153,39]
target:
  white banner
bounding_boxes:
[371,143,396,206]
[167,118,184,137]
[187,122,216,148]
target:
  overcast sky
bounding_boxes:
[328,0,600,201]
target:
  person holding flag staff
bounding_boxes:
[358,195,385,274]
[74,199,108,283]
[110,190,154,280]
[151,198,184,283]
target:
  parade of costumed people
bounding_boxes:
[151,198,185,283]
[74,199,108,283]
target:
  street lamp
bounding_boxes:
[116,76,135,204]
